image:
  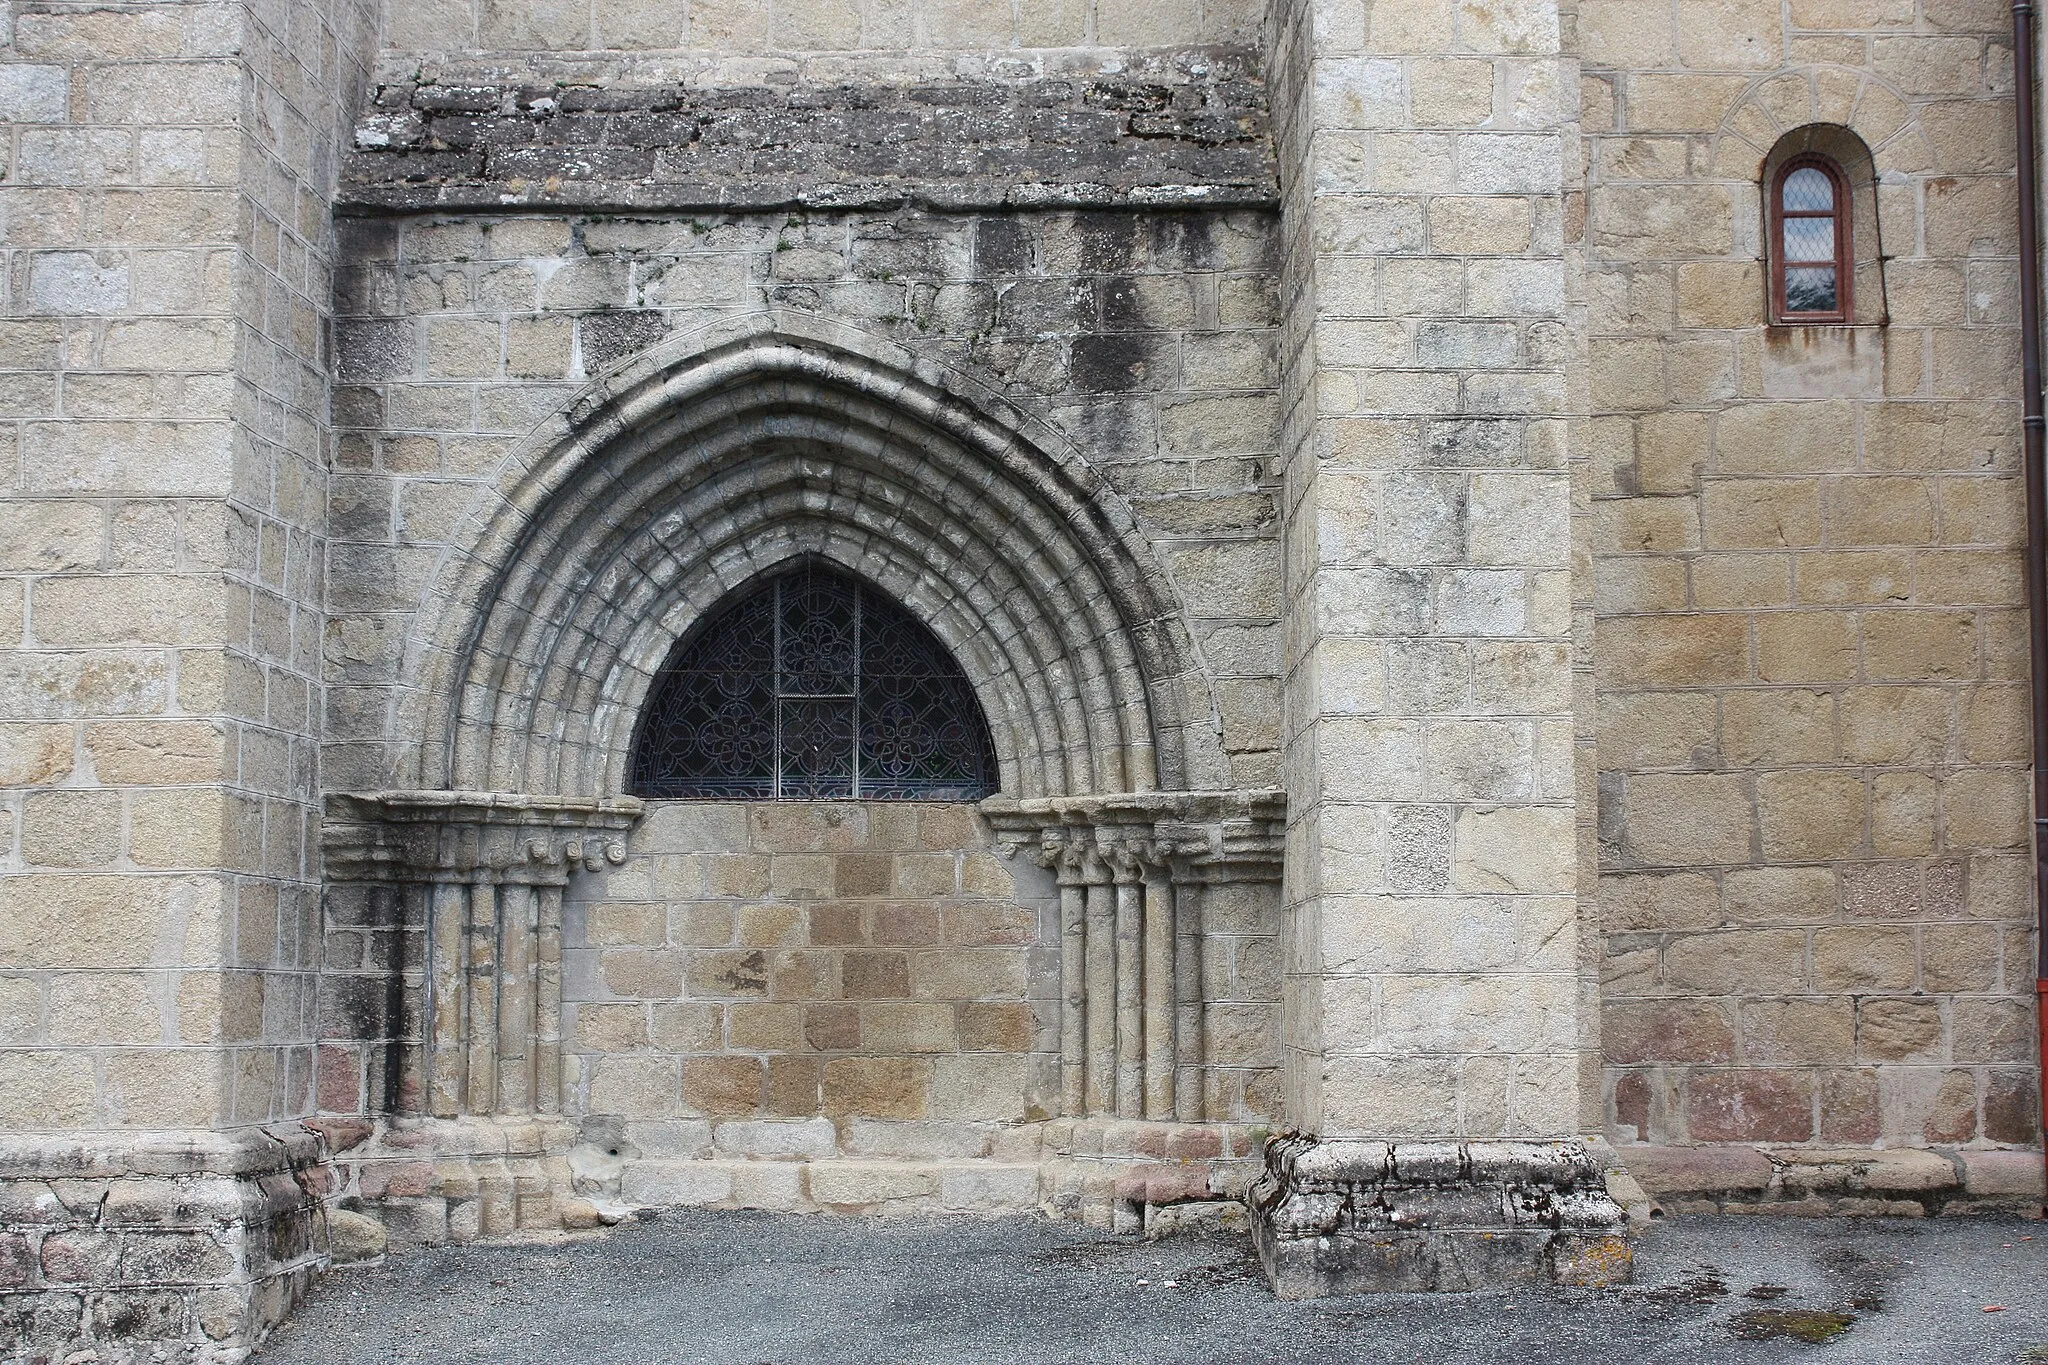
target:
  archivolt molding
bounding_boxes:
[396,310,1227,801]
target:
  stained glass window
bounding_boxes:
[1772,156,1851,323]
[628,562,998,801]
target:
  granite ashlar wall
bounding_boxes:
[1580,0,2043,1170]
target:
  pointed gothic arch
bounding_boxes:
[395,311,1228,801]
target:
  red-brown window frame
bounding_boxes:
[1769,153,1853,325]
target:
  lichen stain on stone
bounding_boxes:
[1552,1235,1635,1288]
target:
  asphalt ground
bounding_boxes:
[258,1209,2048,1364]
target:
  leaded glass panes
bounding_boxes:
[1771,154,1850,323]
[1781,166,1833,212]
[1783,266,1838,314]
[1782,215,1834,261]
[629,562,998,801]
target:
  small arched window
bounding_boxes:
[628,561,998,801]
[1770,155,1852,324]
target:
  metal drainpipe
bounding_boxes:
[2014,0,2048,1211]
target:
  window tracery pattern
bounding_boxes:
[628,562,998,801]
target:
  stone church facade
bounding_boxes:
[0,0,2041,1357]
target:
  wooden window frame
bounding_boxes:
[1769,153,1853,325]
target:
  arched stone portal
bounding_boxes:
[323,314,1285,1236]
[401,310,1233,800]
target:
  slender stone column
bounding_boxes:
[1170,874,1206,1123]
[324,792,642,1121]
[1053,842,1091,1120]
[1082,840,1118,1117]
[1110,843,1147,1117]
[535,885,566,1117]
[1258,0,1626,1294]
[1141,857,1177,1120]
[986,791,1285,1123]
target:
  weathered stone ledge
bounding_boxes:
[1249,1136,1634,1297]
[339,47,1276,215]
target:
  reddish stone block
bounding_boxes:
[1983,1070,2043,1145]
[1611,1071,1651,1138]
[842,951,909,999]
[40,1233,119,1286]
[1115,1165,1213,1205]
[0,1233,33,1289]
[870,902,942,946]
[1168,1128,1224,1160]
[1603,1002,1735,1065]
[314,1045,362,1115]
[1686,1069,1814,1143]
[302,1118,374,1154]
[803,1004,861,1051]
[358,1160,434,1199]
[807,904,864,945]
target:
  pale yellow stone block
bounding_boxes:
[83,720,221,784]
[1429,197,1532,255]
[128,788,225,868]
[1577,0,1675,67]
[0,723,74,786]
[21,789,121,867]
[31,574,225,647]
[1622,772,1753,865]
[0,1050,99,1127]
[103,1047,222,1126]
[1757,770,1867,860]
[1596,691,1716,768]
[1626,74,1750,133]
[48,973,164,1045]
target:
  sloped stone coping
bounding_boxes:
[339,46,1276,215]
[1248,1135,1633,1297]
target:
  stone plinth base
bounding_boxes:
[0,1127,330,1364]
[317,1115,581,1248]
[1618,1143,2047,1218]
[1249,1135,1633,1297]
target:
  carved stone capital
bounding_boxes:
[323,790,646,887]
[982,789,1285,885]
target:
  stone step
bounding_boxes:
[616,1158,1045,1215]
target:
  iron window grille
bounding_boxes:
[628,561,998,801]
